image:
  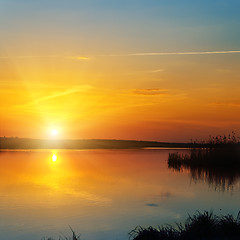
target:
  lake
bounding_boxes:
[0,149,239,240]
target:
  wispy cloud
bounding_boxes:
[1,50,239,61]
[0,55,59,59]
[97,50,240,57]
[151,69,165,73]
[129,50,240,56]
[133,88,168,96]
[26,85,93,106]
[0,55,90,61]
[211,99,240,107]
[65,56,91,60]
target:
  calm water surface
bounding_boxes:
[0,149,239,240]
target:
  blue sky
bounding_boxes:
[1,0,240,54]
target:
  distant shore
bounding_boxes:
[0,137,191,150]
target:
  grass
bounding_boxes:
[41,226,81,240]
[129,211,240,240]
[43,211,240,240]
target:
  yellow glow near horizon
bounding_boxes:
[52,154,57,162]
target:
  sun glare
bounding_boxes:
[51,129,58,136]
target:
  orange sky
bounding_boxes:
[1,1,240,142]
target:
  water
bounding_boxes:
[0,149,239,240]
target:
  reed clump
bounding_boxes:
[168,133,240,190]
[168,132,240,168]
[129,211,240,240]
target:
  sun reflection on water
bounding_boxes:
[52,154,57,162]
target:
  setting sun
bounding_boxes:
[51,129,58,136]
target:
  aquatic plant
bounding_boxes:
[168,133,240,190]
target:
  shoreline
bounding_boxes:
[0,137,191,150]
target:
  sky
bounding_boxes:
[1,0,240,142]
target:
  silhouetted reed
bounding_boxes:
[168,133,240,190]
[129,211,240,240]
[42,227,80,240]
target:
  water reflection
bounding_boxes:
[0,150,239,240]
[52,154,57,162]
[168,158,240,192]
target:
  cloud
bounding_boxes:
[133,88,168,96]
[2,50,239,61]
[151,69,165,73]
[97,50,240,58]
[129,50,240,56]
[0,55,90,61]
[26,85,93,106]
[66,56,90,61]
[0,56,39,60]
[211,100,240,107]
[0,55,60,60]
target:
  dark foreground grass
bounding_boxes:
[42,226,80,240]
[129,211,240,240]
[43,212,240,240]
